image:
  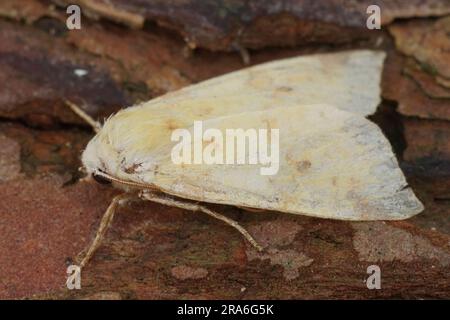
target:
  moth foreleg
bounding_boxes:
[65,100,102,133]
[78,193,131,269]
[140,191,263,252]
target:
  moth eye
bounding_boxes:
[92,172,111,185]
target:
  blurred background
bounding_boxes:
[0,0,449,299]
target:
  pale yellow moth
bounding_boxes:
[69,50,424,268]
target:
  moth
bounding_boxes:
[69,50,424,268]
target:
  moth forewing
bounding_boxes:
[124,49,386,116]
[122,104,422,221]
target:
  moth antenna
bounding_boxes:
[65,100,102,133]
[182,44,194,59]
[234,27,250,65]
[140,191,264,252]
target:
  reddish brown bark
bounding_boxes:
[0,0,448,299]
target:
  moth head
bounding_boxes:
[81,132,119,186]
[80,120,151,189]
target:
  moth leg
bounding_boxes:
[78,193,131,269]
[65,100,102,133]
[140,191,263,252]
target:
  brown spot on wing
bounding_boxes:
[276,86,293,92]
[165,119,179,131]
[124,162,142,174]
[296,160,311,172]
[285,154,312,173]
[332,176,337,186]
